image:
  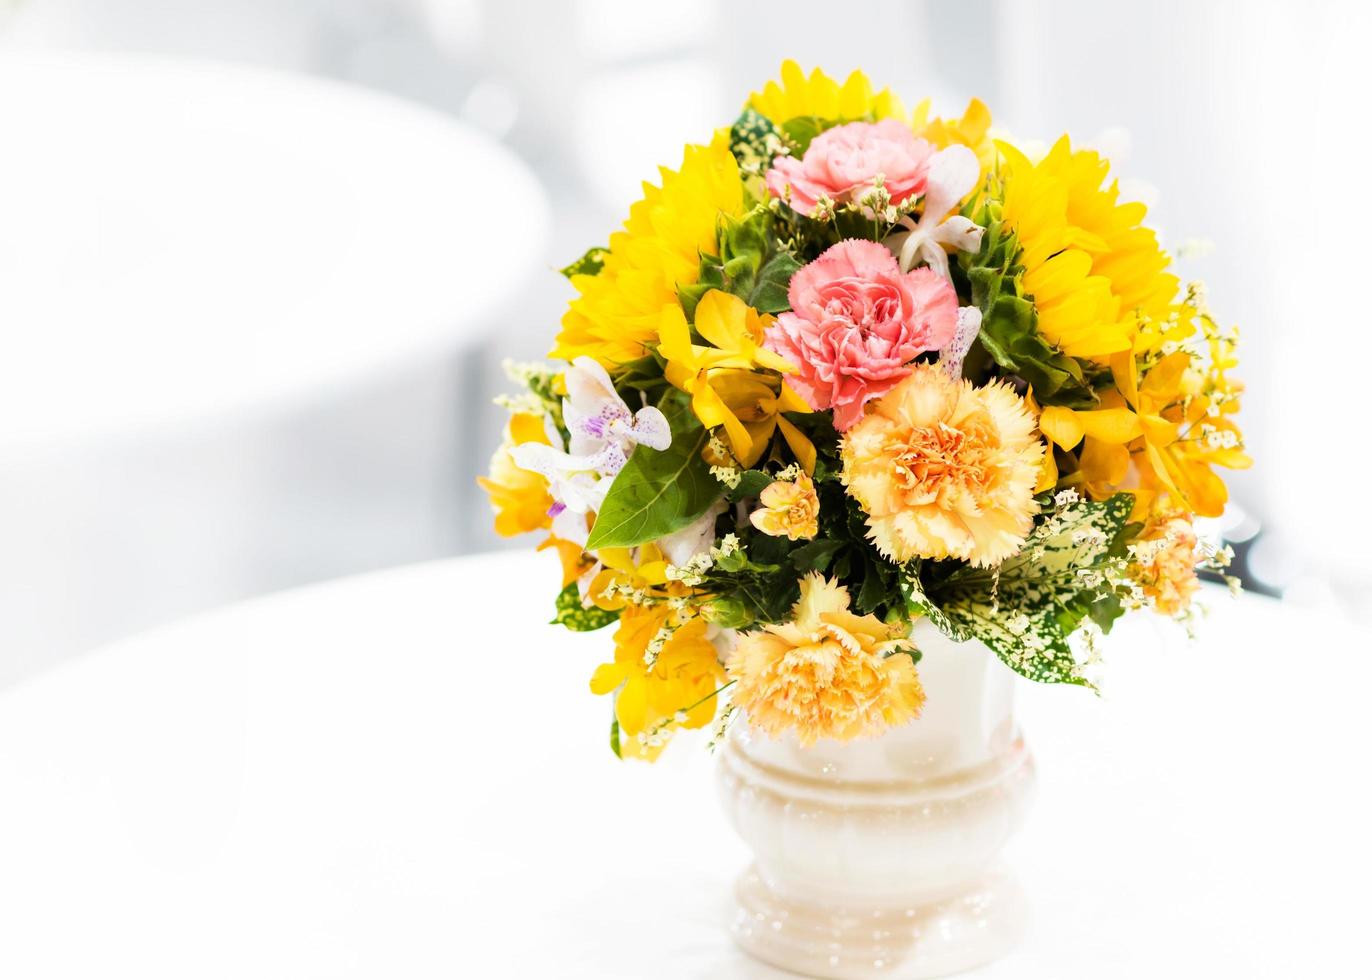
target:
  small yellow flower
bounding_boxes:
[659,289,816,471]
[841,364,1044,567]
[590,610,725,761]
[729,574,924,745]
[749,472,819,540]
[586,543,679,610]
[537,535,593,589]
[1129,512,1201,616]
[477,412,553,537]
[1039,346,1250,518]
[1119,346,1248,519]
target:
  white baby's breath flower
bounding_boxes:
[710,464,742,488]
[1053,488,1081,509]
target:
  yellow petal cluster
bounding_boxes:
[590,610,725,760]
[551,134,744,367]
[841,364,1044,567]
[748,60,907,126]
[729,573,924,746]
[586,542,697,611]
[659,289,816,470]
[477,412,553,537]
[480,411,592,585]
[917,97,996,175]
[1001,137,1178,361]
[1040,323,1250,518]
[749,472,820,540]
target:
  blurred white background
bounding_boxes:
[1,0,1368,687]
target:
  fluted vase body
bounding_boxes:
[715,621,1035,979]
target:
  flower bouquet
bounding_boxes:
[483,59,1249,978]
[484,60,1247,758]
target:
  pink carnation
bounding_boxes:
[766,120,935,217]
[765,240,958,431]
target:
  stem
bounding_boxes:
[678,680,736,717]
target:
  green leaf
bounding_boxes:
[731,108,779,156]
[1085,591,1126,634]
[747,532,789,567]
[552,583,619,632]
[682,205,801,316]
[713,546,749,574]
[561,246,608,279]
[976,291,1088,402]
[728,469,773,501]
[855,554,891,615]
[749,249,802,313]
[960,202,1096,407]
[730,108,783,174]
[780,116,828,154]
[613,351,672,399]
[585,391,721,549]
[986,493,1134,585]
[941,601,1087,686]
[929,494,1135,686]
[900,564,970,643]
[701,542,799,630]
[677,264,726,321]
[789,538,844,573]
[609,716,622,759]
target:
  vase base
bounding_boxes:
[729,864,1028,980]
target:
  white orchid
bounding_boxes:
[885,143,985,279]
[511,356,670,546]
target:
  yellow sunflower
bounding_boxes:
[1000,136,1178,362]
[551,133,744,367]
[747,60,906,125]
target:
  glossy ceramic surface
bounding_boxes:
[716,621,1036,979]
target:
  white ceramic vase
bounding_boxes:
[715,620,1036,979]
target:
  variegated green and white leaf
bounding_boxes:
[997,493,1133,580]
[929,494,1132,687]
[552,583,619,632]
[941,494,1131,605]
[899,565,969,643]
[940,600,1088,687]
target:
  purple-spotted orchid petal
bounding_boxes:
[510,356,672,548]
[939,306,984,380]
[564,356,670,463]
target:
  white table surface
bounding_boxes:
[0,52,549,451]
[0,551,1366,978]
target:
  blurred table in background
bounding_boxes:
[0,551,1365,978]
[0,52,549,685]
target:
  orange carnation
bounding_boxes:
[840,364,1043,567]
[1129,512,1202,616]
[749,472,820,540]
[728,574,924,745]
